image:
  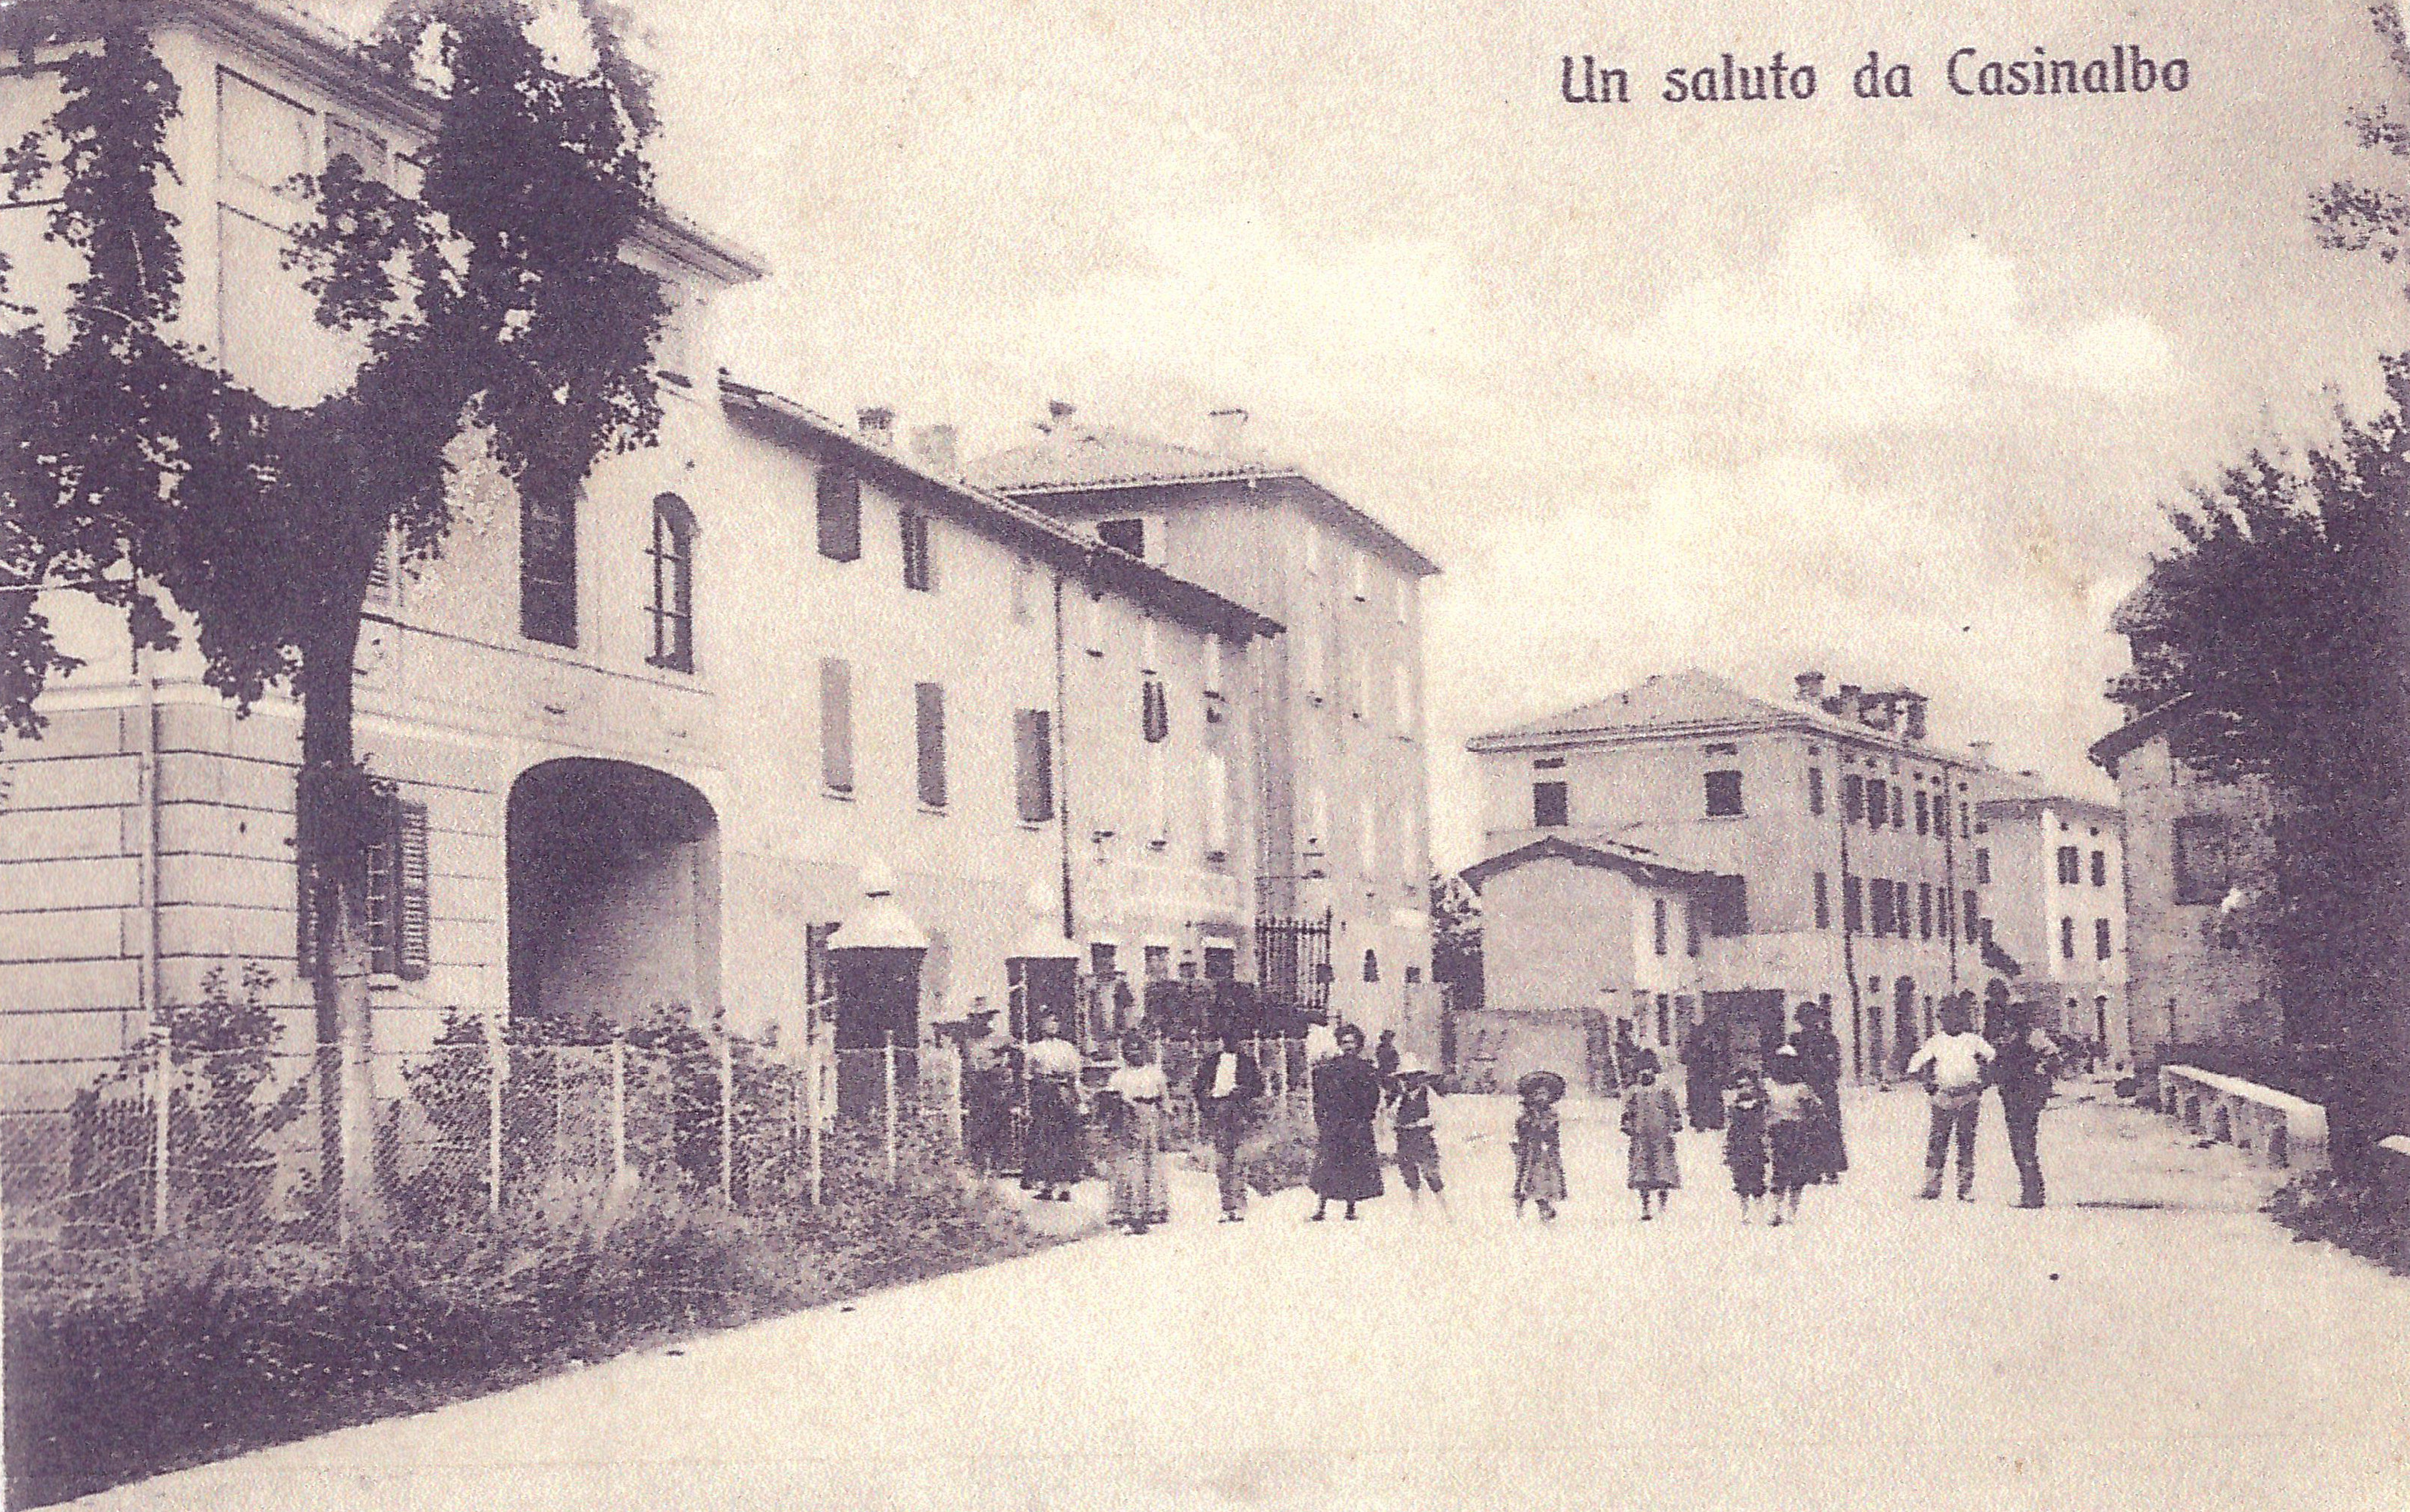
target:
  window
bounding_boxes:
[1975,849,1991,884]
[1866,779,1887,829]
[1148,744,1171,846]
[1140,677,1169,743]
[1963,891,1978,943]
[900,509,934,592]
[1202,751,1230,859]
[1918,882,1933,940]
[1844,874,1864,933]
[1684,897,1702,956]
[1096,518,1146,556]
[1807,767,1825,816]
[2092,850,2108,887]
[2094,917,2112,961]
[818,659,853,794]
[1915,789,1929,835]
[2060,916,2076,959]
[1011,558,1038,623]
[1657,994,1671,1044]
[1014,709,1054,823]
[647,495,694,672]
[1350,550,1370,601]
[1145,945,1173,981]
[1939,887,1954,940]
[1393,577,1410,624]
[1704,769,1743,818]
[520,494,576,646]
[1701,875,1748,936]
[1813,871,1830,929]
[914,681,946,809]
[324,117,388,182]
[1204,636,1224,699]
[1653,897,1669,956]
[1362,948,1380,983]
[300,789,427,981]
[815,467,862,562]
[2056,845,2082,885]
[1533,781,1569,828]
[1842,774,1864,823]
[1960,803,1971,839]
[2178,815,2227,897]
[1871,878,1895,937]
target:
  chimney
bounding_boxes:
[1794,671,1827,705]
[1866,693,1898,732]
[1968,740,1995,768]
[1835,683,1863,724]
[1208,406,1249,455]
[1900,691,1929,742]
[910,424,958,477]
[856,406,895,448]
[1042,399,1077,434]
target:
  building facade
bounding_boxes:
[2089,697,2283,1066]
[0,4,1284,1105]
[1466,670,1995,1082]
[971,408,1441,1034]
[1970,777,2130,1065]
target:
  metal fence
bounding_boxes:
[1,1017,1317,1260]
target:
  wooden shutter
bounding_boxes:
[395,799,430,981]
[915,681,947,809]
[1141,678,1168,743]
[1014,709,1053,823]
[1202,750,1228,857]
[819,658,853,792]
[816,468,861,562]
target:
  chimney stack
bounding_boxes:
[1794,671,1827,705]
[1900,690,1929,742]
[910,424,958,477]
[1043,399,1077,434]
[1208,406,1249,455]
[1862,690,1897,730]
[1835,683,1863,724]
[856,406,895,448]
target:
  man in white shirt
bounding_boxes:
[1905,993,1995,1201]
[1190,1025,1264,1221]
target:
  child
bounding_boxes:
[1511,1071,1567,1221]
[1620,1051,1682,1221]
[1391,1056,1449,1214]
[1724,1065,1769,1223]
[1762,1045,1824,1226]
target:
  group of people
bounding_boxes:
[1907,988,2062,1208]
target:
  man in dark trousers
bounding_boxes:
[1993,995,2061,1208]
[1375,1029,1402,1107]
[1192,1024,1264,1222]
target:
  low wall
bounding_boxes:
[2161,1064,2329,1173]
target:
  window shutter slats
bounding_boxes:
[916,682,947,809]
[820,659,853,792]
[396,799,430,981]
[1014,709,1053,824]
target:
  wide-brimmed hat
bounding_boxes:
[1516,1070,1567,1102]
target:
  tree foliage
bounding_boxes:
[1428,871,1482,1011]
[2310,2,2410,289]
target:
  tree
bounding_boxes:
[2109,360,2410,1148]
[1428,871,1482,1013]
[2310,3,2410,290]
[1,2,668,1235]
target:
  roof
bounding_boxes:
[1459,835,1716,894]
[970,424,1441,578]
[2088,694,2204,771]
[13,0,768,286]
[718,379,1284,644]
[1467,670,1982,764]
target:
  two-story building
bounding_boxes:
[970,407,1441,1039]
[1466,670,1994,1082]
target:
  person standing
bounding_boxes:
[1191,1024,1264,1223]
[1512,1070,1569,1221]
[1762,1045,1823,1226]
[1906,994,1995,1202]
[1681,1018,1725,1132]
[1994,998,2060,1209]
[1102,1032,1170,1234]
[1375,1029,1402,1106]
[1724,1066,1769,1223]
[1791,1001,1847,1184]
[1390,1056,1449,1212]
[1309,1023,1384,1221]
[1622,1051,1683,1220]
[1021,1010,1085,1202]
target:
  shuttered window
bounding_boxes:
[1202,750,1230,859]
[1141,677,1169,743]
[819,659,853,794]
[815,467,862,561]
[298,789,427,981]
[1843,875,1864,933]
[520,495,576,646]
[1014,709,1053,823]
[900,509,935,592]
[914,681,947,809]
[1814,871,1830,929]
[647,494,694,673]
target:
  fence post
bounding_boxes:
[487,1032,503,1219]
[150,1026,172,1236]
[610,1033,628,1185]
[806,1021,824,1207]
[719,1030,735,1205]
[945,1044,964,1156]
[882,1029,899,1186]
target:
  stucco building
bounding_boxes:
[1970,771,2130,1064]
[971,408,1442,1038]
[0,2,1286,1104]
[1466,670,1998,1082]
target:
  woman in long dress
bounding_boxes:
[1622,1053,1683,1220]
[1020,1010,1085,1202]
[1309,1024,1384,1220]
[1792,1001,1848,1183]
[1102,1032,1170,1233]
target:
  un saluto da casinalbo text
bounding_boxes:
[1560,47,2193,106]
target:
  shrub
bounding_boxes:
[2267,1168,2410,1278]
[1236,1122,1317,1197]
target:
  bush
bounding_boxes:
[1236,1122,1316,1197]
[4,1132,1055,1510]
[2267,1167,2410,1278]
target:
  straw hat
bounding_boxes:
[1516,1070,1568,1102]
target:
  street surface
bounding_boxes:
[69,1082,2410,1511]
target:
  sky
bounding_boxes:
[335,0,2410,866]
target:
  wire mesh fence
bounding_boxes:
[2,1012,1319,1265]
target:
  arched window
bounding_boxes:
[648,494,694,673]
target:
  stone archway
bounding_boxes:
[506,759,721,1028]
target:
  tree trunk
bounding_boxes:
[297,610,383,1240]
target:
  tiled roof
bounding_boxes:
[1460,835,1715,894]
[1467,669,1985,765]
